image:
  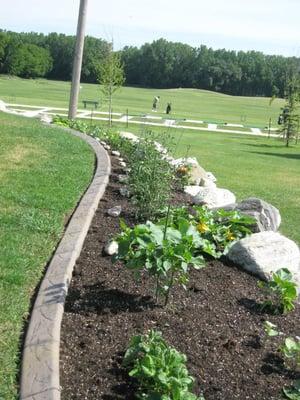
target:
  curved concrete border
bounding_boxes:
[20,128,111,400]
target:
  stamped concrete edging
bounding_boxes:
[20,128,111,400]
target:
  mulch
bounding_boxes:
[60,154,300,400]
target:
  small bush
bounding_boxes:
[259,268,298,314]
[123,330,204,400]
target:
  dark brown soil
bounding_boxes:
[60,155,300,400]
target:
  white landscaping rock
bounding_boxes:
[192,187,236,209]
[235,198,281,232]
[118,175,128,183]
[100,141,107,146]
[226,232,300,291]
[206,172,217,182]
[119,187,130,197]
[112,150,121,157]
[40,113,52,124]
[201,178,217,189]
[184,185,202,197]
[170,157,207,185]
[104,144,111,150]
[107,206,122,217]
[104,240,119,256]
[119,161,127,168]
[120,131,139,142]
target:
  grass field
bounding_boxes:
[0,75,284,128]
[91,120,300,244]
[0,112,94,399]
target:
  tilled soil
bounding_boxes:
[60,155,299,400]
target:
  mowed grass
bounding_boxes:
[95,120,300,244]
[0,112,94,399]
[0,75,284,128]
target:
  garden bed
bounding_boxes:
[60,154,299,400]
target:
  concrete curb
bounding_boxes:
[20,128,111,400]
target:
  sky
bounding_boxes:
[0,0,299,57]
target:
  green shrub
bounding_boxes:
[123,330,204,400]
[114,218,205,305]
[128,130,174,220]
[259,268,298,314]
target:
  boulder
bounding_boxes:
[170,157,208,185]
[226,231,300,290]
[206,171,217,182]
[201,178,217,189]
[120,131,139,142]
[40,113,52,124]
[184,185,202,197]
[192,187,236,209]
[235,197,281,232]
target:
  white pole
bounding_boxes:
[68,0,88,119]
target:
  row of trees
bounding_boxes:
[0,30,299,98]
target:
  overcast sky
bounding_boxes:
[0,0,299,56]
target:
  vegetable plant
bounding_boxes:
[264,321,300,399]
[259,268,298,314]
[114,218,205,305]
[123,330,205,400]
[158,205,255,258]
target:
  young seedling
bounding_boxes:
[259,268,298,314]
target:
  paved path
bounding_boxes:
[1,100,279,138]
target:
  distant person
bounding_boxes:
[152,96,160,111]
[166,103,171,114]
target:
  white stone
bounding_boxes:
[192,187,236,209]
[100,141,107,146]
[107,206,122,217]
[226,232,300,290]
[206,172,217,182]
[235,198,281,232]
[119,161,127,168]
[104,240,119,256]
[184,185,202,197]
[119,187,130,197]
[40,113,52,124]
[118,157,124,162]
[104,144,111,150]
[118,175,128,183]
[112,150,121,157]
[154,141,168,154]
[120,131,139,142]
[200,178,217,189]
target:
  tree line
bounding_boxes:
[0,30,299,97]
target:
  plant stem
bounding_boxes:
[164,271,175,306]
[163,204,171,241]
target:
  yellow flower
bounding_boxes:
[197,222,209,233]
[226,230,235,241]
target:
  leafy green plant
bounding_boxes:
[128,130,174,220]
[263,320,281,337]
[263,321,300,399]
[259,268,298,314]
[158,205,254,259]
[123,330,204,400]
[114,217,205,305]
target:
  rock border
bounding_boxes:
[20,128,111,400]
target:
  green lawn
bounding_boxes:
[0,75,284,128]
[94,120,300,244]
[0,112,94,399]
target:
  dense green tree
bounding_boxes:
[0,30,299,98]
[5,43,52,78]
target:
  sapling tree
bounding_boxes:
[281,74,300,147]
[97,48,125,126]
